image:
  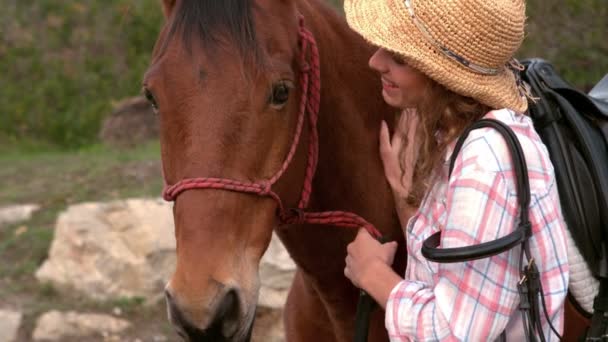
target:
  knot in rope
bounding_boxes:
[282,208,306,225]
[258,180,272,196]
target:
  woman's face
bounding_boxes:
[369,48,429,109]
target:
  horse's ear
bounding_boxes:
[161,0,176,18]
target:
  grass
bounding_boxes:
[0,140,162,279]
[0,141,162,206]
[0,140,169,340]
[0,140,162,282]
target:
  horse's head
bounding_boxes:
[144,0,315,340]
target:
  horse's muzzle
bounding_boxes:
[165,289,253,342]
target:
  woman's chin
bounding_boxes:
[382,90,404,109]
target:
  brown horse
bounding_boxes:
[144,0,404,341]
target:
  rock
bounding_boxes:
[0,204,39,227]
[252,307,285,342]
[35,198,175,303]
[0,309,22,342]
[258,234,296,308]
[35,197,296,308]
[32,311,130,341]
[99,96,158,147]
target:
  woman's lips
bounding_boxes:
[381,78,399,91]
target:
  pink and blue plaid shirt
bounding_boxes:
[386,109,569,341]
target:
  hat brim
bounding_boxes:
[344,0,528,113]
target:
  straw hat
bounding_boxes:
[345,0,528,113]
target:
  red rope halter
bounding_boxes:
[162,16,382,239]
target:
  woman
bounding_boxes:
[343,0,569,340]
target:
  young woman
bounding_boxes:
[343,0,569,340]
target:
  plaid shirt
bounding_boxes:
[386,109,569,341]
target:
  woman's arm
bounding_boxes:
[392,195,417,230]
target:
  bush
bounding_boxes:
[521,0,608,90]
[0,1,163,148]
[326,0,607,90]
[1,0,605,148]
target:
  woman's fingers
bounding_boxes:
[391,117,404,147]
[379,120,392,154]
[383,241,399,264]
[380,121,399,161]
[356,227,372,239]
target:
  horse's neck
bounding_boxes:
[278,1,403,279]
[308,2,397,231]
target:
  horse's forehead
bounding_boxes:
[146,0,303,97]
[254,0,297,16]
[154,0,299,60]
[253,0,299,38]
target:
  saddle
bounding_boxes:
[521,58,608,339]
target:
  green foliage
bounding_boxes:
[0,1,163,148]
[38,282,59,299]
[0,222,54,278]
[520,0,608,89]
[1,0,605,148]
[109,296,146,311]
[326,0,607,90]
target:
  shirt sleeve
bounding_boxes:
[385,150,522,341]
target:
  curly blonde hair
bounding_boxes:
[402,80,492,207]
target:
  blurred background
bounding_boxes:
[0,0,606,341]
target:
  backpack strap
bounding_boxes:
[420,118,558,341]
[421,118,532,262]
[586,277,608,341]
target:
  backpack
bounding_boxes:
[521,58,608,340]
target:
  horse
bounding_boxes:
[144,0,404,341]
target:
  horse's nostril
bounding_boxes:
[165,287,245,341]
[212,289,241,338]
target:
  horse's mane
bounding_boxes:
[164,0,259,59]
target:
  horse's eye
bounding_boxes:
[270,81,292,109]
[143,88,159,114]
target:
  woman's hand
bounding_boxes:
[379,110,420,200]
[344,229,398,289]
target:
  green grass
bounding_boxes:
[0,141,162,206]
[0,141,161,280]
[0,141,169,340]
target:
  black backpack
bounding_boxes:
[521,58,608,339]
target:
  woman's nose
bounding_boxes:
[369,48,389,73]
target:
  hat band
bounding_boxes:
[404,0,500,76]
